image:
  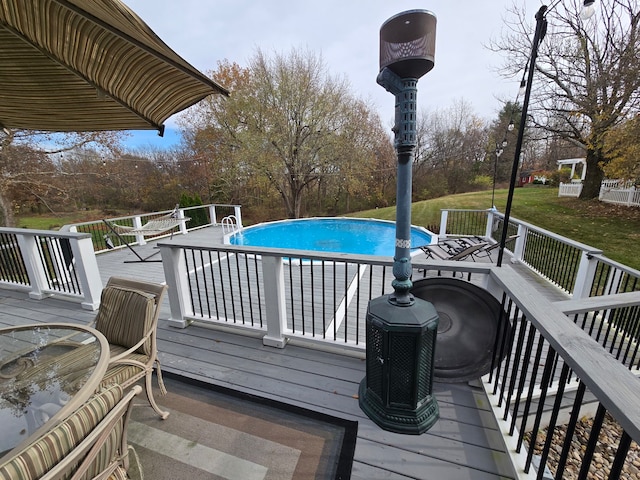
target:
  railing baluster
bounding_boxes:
[608,431,632,480]
[489,293,509,386]
[576,404,607,480]
[331,261,338,340]
[343,262,348,343]
[517,335,546,453]
[226,251,237,323]
[524,347,556,473]
[537,364,571,480]
[355,265,361,345]
[195,249,209,318]
[504,312,528,420]
[216,250,228,320]
[310,260,316,337]
[591,263,607,296]
[255,254,263,327]
[555,381,587,478]
[204,250,214,319]
[548,349,560,389]
[497,301,517,405]
[184,248,195,316]
[588,309,600,337]
[236,253,246,324]
[299,260,305,335]
[322,260,327,339]
[509,321,536,436]
[288,260,295,333]
[579,311,590,330]
[191,249,204,317]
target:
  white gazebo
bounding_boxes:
[557,158,586,181]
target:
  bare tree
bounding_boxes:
[490,0,640,198]
[244,48,354,218]
[181,49,390,219]
[0,129,124,225]
[414,100,489,197]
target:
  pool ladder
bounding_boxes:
[221,215,240,235]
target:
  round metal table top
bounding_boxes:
[411,278,511,383]
[0,323,109,460]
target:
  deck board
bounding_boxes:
[1,225,583,479]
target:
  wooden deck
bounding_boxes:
[0,226,572,479]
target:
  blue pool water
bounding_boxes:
[229,218,432,257]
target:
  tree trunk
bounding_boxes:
[0,190,15,227]
[292,190,302,219]
[579,149,605,200]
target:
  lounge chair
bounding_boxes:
[103,205,190,263]
[92,276,170,419]
[0,384,141,480]
[472,235,520,262]
[420,242,488,261]
[436,236,484,254]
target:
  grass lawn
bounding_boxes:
[16,210,114,230]
[351,186,640,271]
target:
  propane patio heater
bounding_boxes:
[358,9,440,434]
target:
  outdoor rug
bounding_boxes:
[127,372,358,480]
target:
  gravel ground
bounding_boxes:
[526,413,640,479]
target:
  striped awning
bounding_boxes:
[0,0,228,133]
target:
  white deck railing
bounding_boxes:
[438,208,625,298]
[62,203,242,253]
[0,204,242,310]
[0,228,102,310]
[157,241,492,345]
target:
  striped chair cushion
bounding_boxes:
[0,384,123,480]
[107,344,148,363]
[82,417,124,480]
[99,345,149,390]
[101,363,145,390]
[95,286,155,356]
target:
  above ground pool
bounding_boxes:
[228,218,432,257]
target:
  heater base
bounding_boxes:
[358,379,439,435]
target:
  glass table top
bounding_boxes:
[0,324,107,458]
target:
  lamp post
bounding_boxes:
[492,139,507,209]
[358,9,440,435]
[496,0,596,267]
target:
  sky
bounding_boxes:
[120,0,552,150]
